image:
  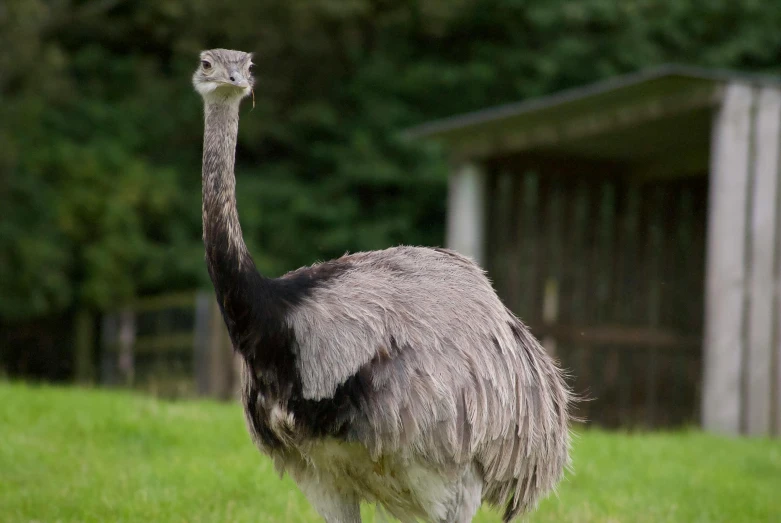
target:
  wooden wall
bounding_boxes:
[485,159,708,429]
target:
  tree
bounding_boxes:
[2,0,781,320]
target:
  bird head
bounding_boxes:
[193,48,254,101]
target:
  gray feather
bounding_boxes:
[287,246,572,519]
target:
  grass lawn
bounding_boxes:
[1,382,779,522]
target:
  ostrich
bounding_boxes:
[193,48,572,523]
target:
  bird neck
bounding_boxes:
[201,99,261,294]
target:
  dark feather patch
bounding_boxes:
[245,385,284,448]
[205,226,356,447]
[287,338,411,440]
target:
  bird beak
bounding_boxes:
[228,71,250,89]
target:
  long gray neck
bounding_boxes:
[201,99,255,281]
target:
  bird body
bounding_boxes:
[194,49,571,523]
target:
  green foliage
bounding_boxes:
[2,382,781,521]
[3,0,781,319]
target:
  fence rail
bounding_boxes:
[98,290,237,400]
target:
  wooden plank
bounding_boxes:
[519,171,540,321]
[673,187,695,331]
[645,186,665,427]
[702,83,754,435]
[569,180,592,423]
[571,181,591,323]
[506,171,524,313]
[595,182,616,323]
[529,324,700,348]
[542,179,564,355]
[131,333,195,354]
[674,179,708,383]
[595,181,618,426]
[614,182,639,427]
[644,186,665,330]
[130,291,196,313]
[747,87,781,435]
[673,183,707,427]
[621,184,641,323]
[554,177,575,326]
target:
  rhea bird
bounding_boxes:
[193,48,572,523]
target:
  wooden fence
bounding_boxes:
[99,291,237,400]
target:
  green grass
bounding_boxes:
[1,382,779,522]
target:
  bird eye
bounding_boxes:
[201,60,212,70]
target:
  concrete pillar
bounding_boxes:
[446,162,486,266]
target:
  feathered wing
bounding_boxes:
[286,246,572,519]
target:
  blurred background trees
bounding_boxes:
[2,0,781,322]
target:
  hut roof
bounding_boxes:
[405,65,781,167]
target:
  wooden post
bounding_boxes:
[209,300,233,400]
[193,291,212,396]
[446,162,486,267]
[746,87,781,435]
[193,292,235,400]
[117,307,136,385]
[100,313,119,385]
[702,83,754,435]
[73,309,94,383]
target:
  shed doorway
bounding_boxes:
[485,162,707,428]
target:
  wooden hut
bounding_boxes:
[407,66,781,437]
